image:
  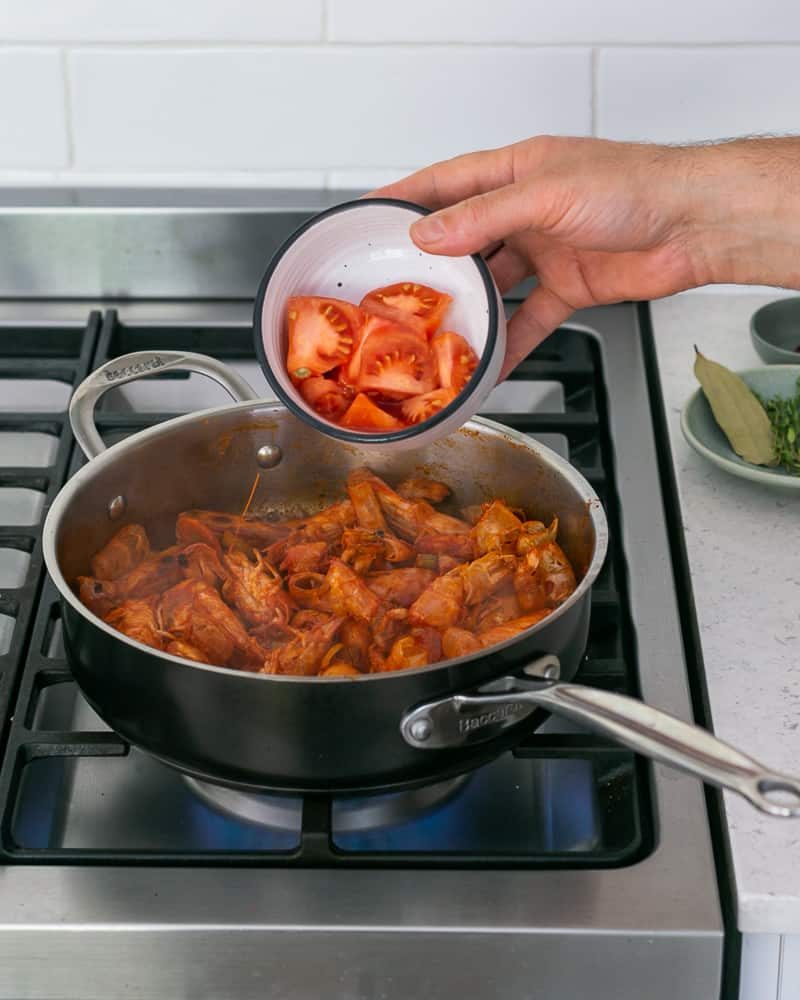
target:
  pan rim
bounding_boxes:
[43,401,609,684]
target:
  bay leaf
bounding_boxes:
[693,348,778,466]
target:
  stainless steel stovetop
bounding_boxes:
[0,192,725,1000]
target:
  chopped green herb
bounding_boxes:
[756,375,800,475]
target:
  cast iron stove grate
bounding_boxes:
[0,303,653,868]
[0,315,100,744]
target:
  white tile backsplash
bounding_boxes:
[0,49,68,168]
[0,0,323,42]
[597,47,800,143]
[68,47,591,171]
[1,2,799,187]
[330,0,800,43]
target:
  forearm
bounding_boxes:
[683,137,800,289]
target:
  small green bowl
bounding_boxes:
[751,297,800,364]
[681,365,800,489]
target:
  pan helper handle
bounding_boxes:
[70,350,259,460]
[400,655,800,818]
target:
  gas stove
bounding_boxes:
[0,193,730,999]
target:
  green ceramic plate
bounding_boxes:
[681,365,800,489]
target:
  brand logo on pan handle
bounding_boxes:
[104,355,165,383]
[457,701,528,735]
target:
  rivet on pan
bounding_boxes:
[410,718,432,742]
[256,444,283,469]
[523,655,561,682]
[108,495,127,520]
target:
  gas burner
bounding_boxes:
[183,773,470,833]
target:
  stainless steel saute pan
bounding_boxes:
[40,350,800,815]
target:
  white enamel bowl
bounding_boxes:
[253,198,506,449]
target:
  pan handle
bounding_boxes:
[70,351,259,460]
[400,656,800,818]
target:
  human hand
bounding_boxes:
[372,136,800,378]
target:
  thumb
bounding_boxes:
[410,180,536,256]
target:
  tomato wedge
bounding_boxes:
[340,393,404,431]
[431,331,479,391]
[357,327,435,400]
[401,388,458,424]
[342,313,384,386]
[360,283,452,339]
[298,376,352,420]
[344,314,427,385]
[286,296,363,380]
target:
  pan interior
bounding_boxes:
[54,404,603,599]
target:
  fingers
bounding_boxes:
[410,179,541,257]
[480,240,504,259]
[369,146,516,211]
[499,286,574,381]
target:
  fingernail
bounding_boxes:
[412,215,445,245]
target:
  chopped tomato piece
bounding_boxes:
[401,388,457,424]
[432,331,479,391]
[332,364,357,395]
[299,376,352,420]
[283,283,475,433]
[361,283,452,338]
[286,296,363,380]
[357,328,436,400]
[342,313,379,385]
[340,393,404,431]
[343,314,420,386]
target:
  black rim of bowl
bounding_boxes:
[252,197,499,445]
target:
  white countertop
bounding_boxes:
[651,291,800,935]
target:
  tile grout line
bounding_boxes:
[0,40,800,53]
[321,0,329,42]
[590,48,598,136]
[59,48,75,169]
[3,40,800,49]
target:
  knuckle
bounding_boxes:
[528,134,579,162]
